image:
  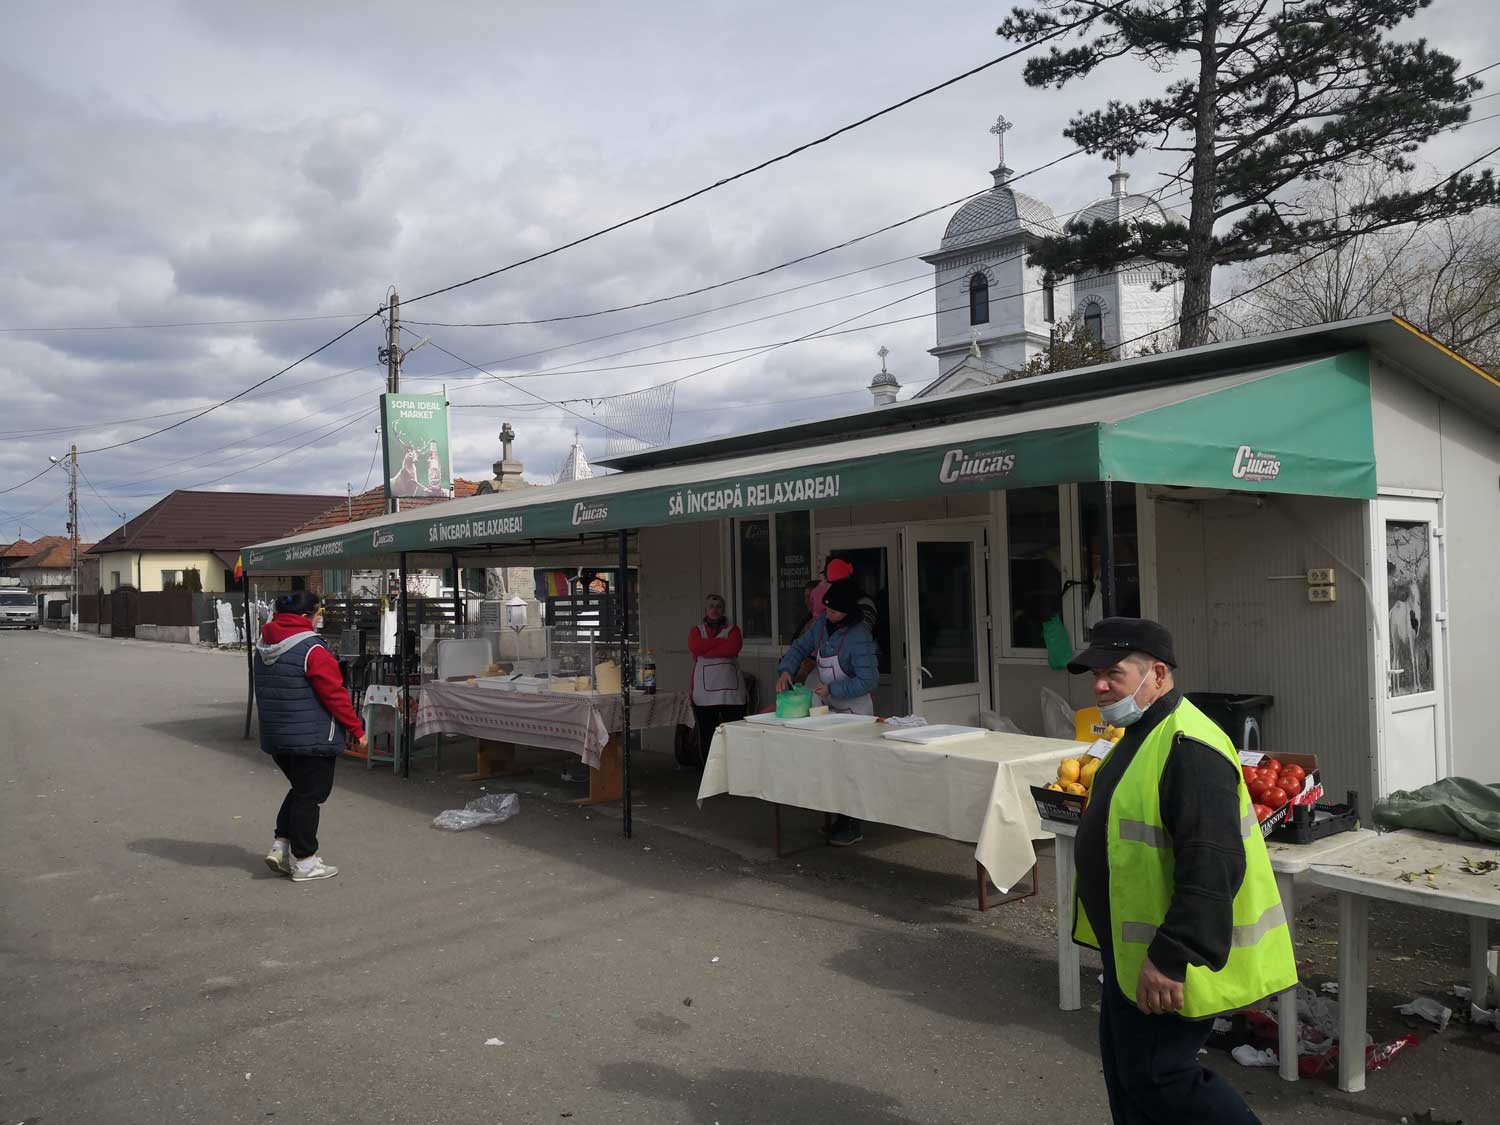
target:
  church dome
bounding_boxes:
[939,178,1062,251]
[1070,166,1185,231]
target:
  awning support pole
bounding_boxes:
[399,552,412,778]
[450,551,462,639]
[1102,479,1117,618]
[242,566,254,740]
[619,528,632,839]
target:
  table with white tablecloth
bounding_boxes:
[697,719,1084,898]
[415,681,692,803]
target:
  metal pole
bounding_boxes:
[398,551,412,778]
[68,444,79,632]
[1101,480,1118,619]
[242,565,254,740]
[384,289,400,517]
[618,529,632,839]
[450,551,463,640]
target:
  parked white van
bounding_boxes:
[0,590,39,629]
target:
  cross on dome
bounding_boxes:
[877,345,890,373]
[989,115,1013,169]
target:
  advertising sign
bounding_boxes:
[381,392,451,500]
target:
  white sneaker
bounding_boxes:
[290,856,338,882]
[264,843,291,876]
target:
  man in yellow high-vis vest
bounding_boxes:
[1069,618,1296,1124]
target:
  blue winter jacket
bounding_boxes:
[777,616,880,702]
[255,632,346,756]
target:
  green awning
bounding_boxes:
[245,352,1375,571]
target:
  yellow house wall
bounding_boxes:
[94,551,231,592]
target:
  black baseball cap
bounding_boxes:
[1067,617,1178,674]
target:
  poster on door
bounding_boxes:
[1385,521,1432,696]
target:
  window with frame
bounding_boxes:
[1043,277,1056,322]
[1083,302,1104,341]
[733,511,812,644]
[1004,487,1063,651]
[1078,482,1140,632]
[969,273,990,325]
[161,569,183,588]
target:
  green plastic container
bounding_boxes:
[775,685,813,719]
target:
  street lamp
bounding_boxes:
[505,594,527,669]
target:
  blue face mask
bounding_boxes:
[1099,674,1151,727]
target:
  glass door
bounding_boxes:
[1375,497,1449,794]
[904,525,990,725]
[813,530,906,716]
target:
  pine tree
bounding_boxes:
[997,0,1499,347]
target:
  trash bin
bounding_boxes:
[1185,692,1274,755]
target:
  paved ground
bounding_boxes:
[2,629,1494,1124]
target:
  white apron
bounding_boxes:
[817,626,873,715]
[691,623,746,707]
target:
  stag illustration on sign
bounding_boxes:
[1385,521,1431,696]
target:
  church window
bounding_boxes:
[1083,302,1104,341]
[1043,277,1056,322]
[968,273,990,325]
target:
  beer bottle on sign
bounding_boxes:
[426,441,442,488]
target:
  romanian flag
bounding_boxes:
[233,554,244,581]
[542,570,571,597]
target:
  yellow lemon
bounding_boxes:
[1057,758,1082,784]
[1063,782,1088,796]
[1080,758,1102,788]
[1045,782,1065,792]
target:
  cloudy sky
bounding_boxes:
[2,0,1495,543]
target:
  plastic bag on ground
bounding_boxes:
[1396,997,1452,1032]
[1040,688,1075,741]
[432,792,520,831]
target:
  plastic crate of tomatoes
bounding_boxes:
[1239,752,1321,839]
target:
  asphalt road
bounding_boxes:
[1,630,1491,1124]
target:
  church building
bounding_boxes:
[913,116,1183,399]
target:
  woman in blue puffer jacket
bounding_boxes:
[774,578,879,846]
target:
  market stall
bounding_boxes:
[415,680,692,803]
[241,315,1500,845]
[698,718,1085,905]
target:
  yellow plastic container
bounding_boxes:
[1074,706,1125,744]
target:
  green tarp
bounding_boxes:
[246,352,1378,571]
[1374,777,1500,845]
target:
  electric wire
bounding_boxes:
[397,5,1124,311]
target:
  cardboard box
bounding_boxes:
[1239,750,1322,836]
[1031,785,1088,827]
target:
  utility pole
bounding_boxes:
[383,289,401,515]
[68,444,78,632]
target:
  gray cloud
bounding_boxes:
[0,0,1493,540]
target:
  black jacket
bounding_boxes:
[1074,689,1247,982]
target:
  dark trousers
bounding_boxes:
[1098,947,1260,1125]
[690,704,746,767]
[272,753,337,860]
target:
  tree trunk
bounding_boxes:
[1179,0,1222,349]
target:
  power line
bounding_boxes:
[0,461,58,497]
[403,151,1085,330]
[0,311,366,334]
[76,312,381,456]
[0,361,383,441]
[105,406,380,498]
[397,6,1122,311]
[412,333,654,448]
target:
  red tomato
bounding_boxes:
[1241,765,1257,783]
[1262,786,1290,808]
[1261,758,1282,775]
[1280,764,1307,788]
[1253,802,1273,823]
[1247,779,1270,801]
